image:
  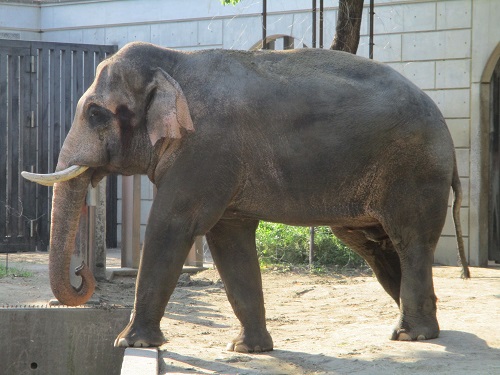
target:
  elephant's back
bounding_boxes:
[178,49,443,136]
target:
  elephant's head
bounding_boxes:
[22,43,194,306]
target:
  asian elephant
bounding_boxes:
[22,41,469,351]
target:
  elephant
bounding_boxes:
[22,41,469,351]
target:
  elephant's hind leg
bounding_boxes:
[206,218,273,353]
[331,225,402,306]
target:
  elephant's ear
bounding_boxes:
[146,68,194,146]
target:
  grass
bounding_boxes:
[256,222,367,270]
[0,263,33,278]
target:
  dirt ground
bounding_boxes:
[1,251,499,374]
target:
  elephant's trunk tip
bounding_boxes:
[51,262,96,306]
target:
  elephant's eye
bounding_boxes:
[88,104,112,128]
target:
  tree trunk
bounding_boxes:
[330,0,365,54]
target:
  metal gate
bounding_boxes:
[0,40,116,253]
[489,59,500,263]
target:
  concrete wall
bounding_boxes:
[2,0,499,266]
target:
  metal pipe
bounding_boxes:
[309,226,315,269]
[319,0,324,48]
[312,0,317,48]
[369,0,375,59]
[262,0,267,49]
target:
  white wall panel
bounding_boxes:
[403,29,471,61]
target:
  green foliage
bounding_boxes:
[256,222,366,269]
[0,263,33,278]
[220,0,241,5]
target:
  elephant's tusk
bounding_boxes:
[21,165,89,186]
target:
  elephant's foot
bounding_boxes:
[114,319,166,348]
[390,314,439,341]
[226,329,274,353]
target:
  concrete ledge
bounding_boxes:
[121,348,158,375]
[107,266,207,280]
[0,307,130,375]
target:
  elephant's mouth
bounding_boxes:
[21,165,90,186]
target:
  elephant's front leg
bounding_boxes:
[115,206,194,348]
[206,218,273,353]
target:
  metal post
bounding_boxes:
[309,226,315,268]
[312,0,317,48]
[369,0,375,59]
[262,0,267,49]
[319,0,324,48]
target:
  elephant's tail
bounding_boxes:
[452,156,470,278]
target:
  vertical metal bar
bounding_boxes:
[262,0,267,49]
[309,226,315,268]
[0,52,7,239]
[312,0,317,48]
[319,0,324,49]
[369,0,375,59]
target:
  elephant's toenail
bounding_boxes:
[226,342,235,351]
[115,338,129,347]
[398,332,412,341]
[417,335,426,341]
[134,340,148,348]
[234,344,249,353]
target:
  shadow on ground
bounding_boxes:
[160,330,499,374]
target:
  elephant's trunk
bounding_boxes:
[49,170,96,306]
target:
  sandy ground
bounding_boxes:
[1,251,499,374]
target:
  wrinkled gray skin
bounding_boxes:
[47,42,468,351]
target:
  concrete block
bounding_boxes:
[105,26,131,48]
[442,207,469,236]
[151,21,198,48]
[0,307,131,375]
[455,148,470,178]
[471,1,500,83]
[117,175,123,199]
[125,25,152,43]
[266,0,313,12]
[41,31,69,43]
[387,61,435,90]
[0,3,39,29]
[198,19,223,46]
[435,234,469,266]
[266,13,296,37]
[141,175,154,200]
[425,89,470,118]
[223,16,264,50]
[323,10,337,47]
[437,0,472,30]
[374,5,403,35]
[252,11,312,48]
[358,33,401,62]
[82,28,106,45]
[403,30,471,61]
[121,348,158,375]
[375,3,436,34]
[141,224,146,244]
[448,177,470,206]
[436,59,471,89]
[141,200,152,225]
[447,118,470,148]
